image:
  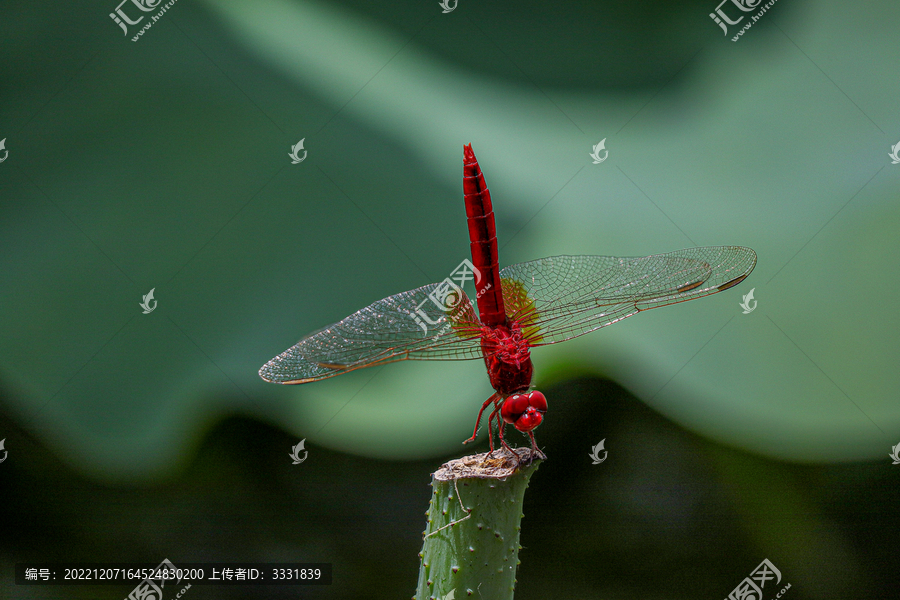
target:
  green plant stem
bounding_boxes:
[414,447,544,600]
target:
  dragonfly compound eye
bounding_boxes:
[514,407,543,432]
[501,391,547,432]
[526,390,547,412]
[501,394,530,425]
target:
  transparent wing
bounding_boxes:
[260,282,484,384]
[498,246,756,345]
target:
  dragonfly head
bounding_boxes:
[501,391,547,433]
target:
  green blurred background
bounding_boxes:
[1,0,898,598]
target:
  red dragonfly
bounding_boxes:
[260,145,756,457]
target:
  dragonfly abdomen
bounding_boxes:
[463,144,506,327]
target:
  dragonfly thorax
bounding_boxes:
[480,322,533,395]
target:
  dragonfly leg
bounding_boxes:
[527,430,539,457]
[496,418,520,468]
[463,393,500,446]
[486,407,498,455]
[484,395,504,458]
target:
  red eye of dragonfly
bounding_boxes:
[501,391,547,433]
[260,144,756,458]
